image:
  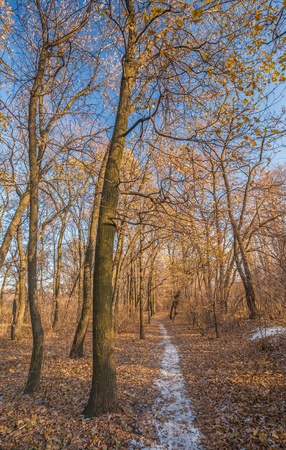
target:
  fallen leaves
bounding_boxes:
[0,323,162,449]
[167,316,286,449]
[1,315,286,449]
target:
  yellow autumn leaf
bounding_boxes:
[153,6,163,15]
[259,432,268,444]
[191,9,203,19]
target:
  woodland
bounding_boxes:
[1,0,286,448]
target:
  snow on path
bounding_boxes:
[130,323,202,450]
[250,326,286,340]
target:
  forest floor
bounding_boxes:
[1,313,286,449]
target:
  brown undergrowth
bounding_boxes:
[165,314,286,450]
[1,314,286,449]
[0,320,162,449]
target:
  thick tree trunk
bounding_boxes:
[24,48,47,394]
[24,165,44,392]
[83,17,137,416]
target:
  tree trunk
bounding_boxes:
[147,274,152,324]
[128,261,135,316]
[23,0,97,391]
[11,281,19,339]
[112,229,125,330]
[76,217,85,320]
[24,48,47,394]
[138,234,144,339]
[221,159,258,319]
[83,14,137,416]
[0,190,30,269]
[233,234,257,318]
[52,215,66,330]
[150,272,156,316]
[70,153,107,358]
[11,225,27,340]
[213,300,219,338]
[0,265,11,320]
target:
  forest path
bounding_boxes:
[131,319,202,449]
[2,313,286,449]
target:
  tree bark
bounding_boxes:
[24,48,47,394]
[233,236,257,318]
[11,225,27,340]
[69,153,107,358]
[52,215,66,330]
[0,265,11,320]
[112,228,126,330]
[83,7,137,416]
[22,0,97,392]
[220,158,258,319]
[138,232,144,339]
[0,190,30,269]
[147,274,152,324]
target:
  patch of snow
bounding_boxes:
[130,324,202,450]
[250,326,286,340]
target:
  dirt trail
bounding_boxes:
[131,321,202,450]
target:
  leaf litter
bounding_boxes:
[167,316,286,449]
[130,323,202,450]
[1,314,286,449]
